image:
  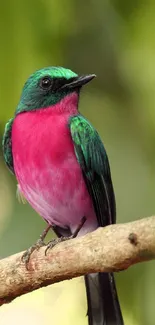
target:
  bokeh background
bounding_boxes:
[0,1,155,324]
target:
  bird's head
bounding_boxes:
[16,67,96,115]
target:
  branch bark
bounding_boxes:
[0,216,155,306]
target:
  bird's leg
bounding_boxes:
[22,224,51,265]
[45,216,87,255]
[72,216,87,238]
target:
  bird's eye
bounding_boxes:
[40,76,52,90]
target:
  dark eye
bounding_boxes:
[40,76,52,90]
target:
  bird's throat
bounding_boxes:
[50,91,79,114]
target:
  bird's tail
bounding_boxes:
[85,272,124,325]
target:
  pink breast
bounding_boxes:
[11,107,97,235]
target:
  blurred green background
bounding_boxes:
[0,1,155,324]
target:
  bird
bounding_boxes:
[2,66,124,325]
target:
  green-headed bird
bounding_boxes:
[3,67,124,325]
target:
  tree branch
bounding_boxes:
[0,216,155,306]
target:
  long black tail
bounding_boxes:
[85,272,124,325]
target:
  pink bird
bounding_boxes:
[3,67,124,325]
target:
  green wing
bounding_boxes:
[69,115,116,226]
[2,118,14,174]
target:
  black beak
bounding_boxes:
[61,74,96,90]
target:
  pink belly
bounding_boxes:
[12,110,97,236]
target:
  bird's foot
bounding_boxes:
[22,238,46,265]
[45,236,72,255]
[45,216,87,255]
[22,224,51,267]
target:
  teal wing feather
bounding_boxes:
[2,118,14,174]
[69,115,116,226]
[69,115,124,325]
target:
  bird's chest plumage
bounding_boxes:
[12,110,97,234]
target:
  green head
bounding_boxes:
[16,67,96,114]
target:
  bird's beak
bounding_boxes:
[61,74,96,90]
